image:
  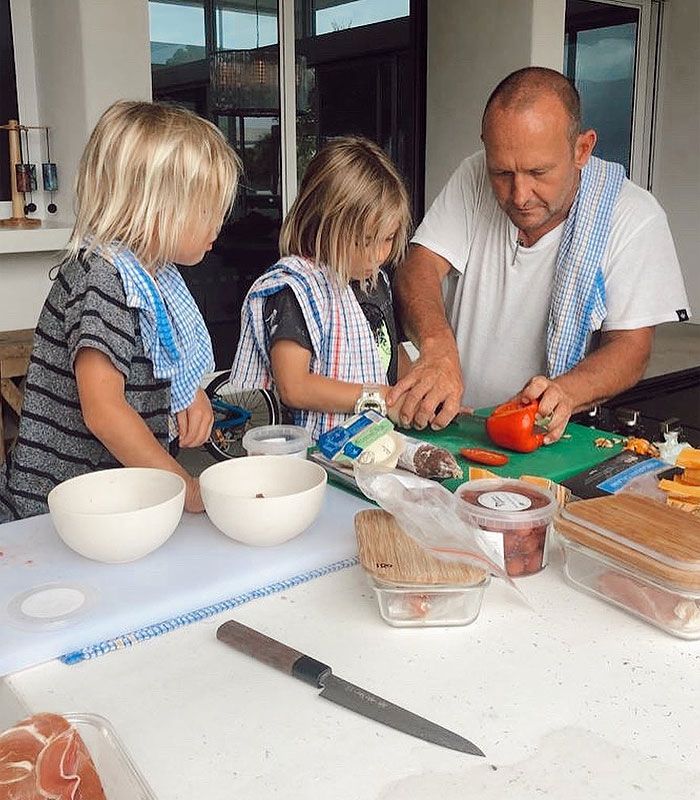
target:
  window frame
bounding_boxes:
[565,0,657,187]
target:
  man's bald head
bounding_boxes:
[482,67,582,144]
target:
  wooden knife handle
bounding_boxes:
[216,620,331,687]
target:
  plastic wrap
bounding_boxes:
[354,467,518,588]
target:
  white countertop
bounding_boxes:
[4,523,699,800]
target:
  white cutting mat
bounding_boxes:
[0,486,370,677]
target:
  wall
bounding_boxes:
[652,0,700,322]
[0,0,151,332]
[424,0,566,204]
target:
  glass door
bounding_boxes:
[564,0,655,184]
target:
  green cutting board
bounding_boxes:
[405,411,623,490]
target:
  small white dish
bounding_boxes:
[200,455,327,546]
[47,468,185,563]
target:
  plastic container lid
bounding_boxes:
[242,425,311,456]
[556,493,700,590]
[456,478,557,530]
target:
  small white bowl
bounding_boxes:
[47,468,185,563]
[199,455,327,546]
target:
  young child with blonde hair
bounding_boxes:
[0,100,240,520]
[230,136,411,439]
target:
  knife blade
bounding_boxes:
[216,619,484,757]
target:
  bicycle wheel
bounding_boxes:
[204,373,282,460]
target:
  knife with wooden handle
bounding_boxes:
[216,619,484,756]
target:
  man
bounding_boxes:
[389,67,690,442]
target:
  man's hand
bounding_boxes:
[517,328,655,443]
[516,375,574,444]
[387,339,465,430]
[176,388,214,448]
[392,244,465,429]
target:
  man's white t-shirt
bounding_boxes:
[412,151,691,410]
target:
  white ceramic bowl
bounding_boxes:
[199,455,327,546]
[47,468,185,563]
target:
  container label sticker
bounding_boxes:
[475,529,505,568]
[477,491,532,511]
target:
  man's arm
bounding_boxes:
[388,244,465,429]
[518,327,654,443]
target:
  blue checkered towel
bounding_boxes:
[94,243,214,414]
[231,255,385,441]
[546,156,626,377]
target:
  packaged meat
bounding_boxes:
[555,493,700,639]
[397,435,463,480]
[560,539,700,639]
[455,479,557,577]
[368,575,489,627]
[0,709,156,800]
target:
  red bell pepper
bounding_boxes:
[485,400,544,453]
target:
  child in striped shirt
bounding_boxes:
[230,136,412,441]
[0,101,240,520]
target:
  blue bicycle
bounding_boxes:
[203,372,282,460]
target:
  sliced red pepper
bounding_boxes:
[459,447,509,467]
[485,400,545,453]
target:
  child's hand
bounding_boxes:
[185,476,205,513]
[176,388,214,448]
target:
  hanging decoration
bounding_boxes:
[21,126,37,214]
[0,120,58,228]
[42,127,58,214]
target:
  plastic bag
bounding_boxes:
[354,466,522,592]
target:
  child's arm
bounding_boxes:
[176,388,214,448]
[74,348,203,513]
[271,339,373,413]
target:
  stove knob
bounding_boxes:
[659,417,682,438]
[584,405,600,423]
[616,407,640,430]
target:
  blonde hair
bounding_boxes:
[67,100,241,270]
[279,136,411,285]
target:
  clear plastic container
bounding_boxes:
[0,688,156,800]
[456,479,557,577]
[555,493,700,639]
[559,538,700,640]
[242,424,311,457]
[368,574,490,627]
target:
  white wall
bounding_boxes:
[652,0,700,322]
[424,0,566,204]
[0,0,151,332]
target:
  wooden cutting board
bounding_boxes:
[354,509,486,586]
[556,494,700,590]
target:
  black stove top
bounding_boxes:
[571,366,700,447]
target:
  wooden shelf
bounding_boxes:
[0,221,72,254]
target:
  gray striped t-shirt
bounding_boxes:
[0,252,170,520]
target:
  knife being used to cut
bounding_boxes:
[216,619,484,757]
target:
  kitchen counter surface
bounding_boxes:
[4,512,699,799]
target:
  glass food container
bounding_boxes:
[456,479,557,577]
[555,493,700,639]
[367,574,490,628]
[242,424,311,458]
[0,685,157,800]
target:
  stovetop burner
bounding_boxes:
[571,366,700,447]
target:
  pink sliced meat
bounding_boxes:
[597,571,685,625]
[0,715,106,800]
